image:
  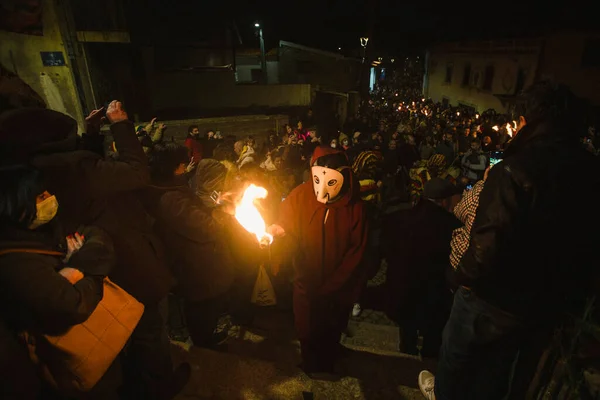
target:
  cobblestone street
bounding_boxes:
[173,260,434,399]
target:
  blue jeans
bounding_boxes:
[435,287,523,400]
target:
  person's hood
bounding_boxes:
[309,146,358,208]
[192,158,228,208]
[0,108,78,166]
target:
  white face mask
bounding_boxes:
[311,166,344,204]
[29,195,59,229]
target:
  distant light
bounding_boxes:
[421,98,425,102]
[338,47,341,50]
[254,23,260,27]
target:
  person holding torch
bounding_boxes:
[267,146,369,380]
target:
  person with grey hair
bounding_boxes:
[234,139,255,169]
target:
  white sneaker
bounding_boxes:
[418,370,436,400]
[352,303,362,317]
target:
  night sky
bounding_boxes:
[144,0,594,55]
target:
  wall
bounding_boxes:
[103,114,289,151]
[278,44,360,93]
[425,40,540,113]
[235,55,279,84]
[151,69,311,113]
[0,0,84,130]
[539,32,600,106]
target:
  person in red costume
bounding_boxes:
[268,146,369,379]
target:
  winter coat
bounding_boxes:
[141,179,235,302]
[184,134,203,163]
[0,224,114,398]
[0,108,171,306]
[454,120,600,317]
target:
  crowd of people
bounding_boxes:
[1,76,599,400]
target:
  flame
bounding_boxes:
[421,98,425,102]
[492,125,499,131]
[506,123,514,137]
[235,184,273,247]
[512,120,518,131]
[456,112,460,116]
[475,114,480,119]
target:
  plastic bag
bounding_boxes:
[251,264,277,306]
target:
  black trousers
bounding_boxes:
[184,296,226,347]
[119,300,173,400]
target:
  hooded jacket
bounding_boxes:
[274,147,368,303]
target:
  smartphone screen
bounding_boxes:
[490,151,504,168]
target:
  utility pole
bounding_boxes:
[255,22,268,84]
[359,0,377,115]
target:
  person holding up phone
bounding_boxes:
[460,138,487,182]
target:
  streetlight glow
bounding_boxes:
[254,23,260,27]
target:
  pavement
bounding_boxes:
[172,260,435,400]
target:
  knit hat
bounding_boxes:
[193,159,228,207]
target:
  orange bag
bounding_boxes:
[0,248,144,395]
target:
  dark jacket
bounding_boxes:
[0,224,114,398]
[382,200,461,317]
[454,121,600,317]
[1,108,170,305]
[141,179,235,302]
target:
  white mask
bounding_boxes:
[330,143,337,149]
[29,195,59,229]
[311,166,345,204]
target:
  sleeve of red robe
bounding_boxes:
[318,201,369,297]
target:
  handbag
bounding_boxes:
[251,264,277,306]
[0,248,145,395]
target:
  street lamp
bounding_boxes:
[254,22,267,84]
[360,37,369,64]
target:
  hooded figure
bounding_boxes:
[269,146,369,377]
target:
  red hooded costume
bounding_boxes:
[273,146,369,374]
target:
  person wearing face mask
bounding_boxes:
[267,146,369,380]
[0,165,115,399]
[141,150,237,349]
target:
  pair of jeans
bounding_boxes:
[435,287,523,400]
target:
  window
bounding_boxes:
[581,39,600,67]
[461,63,471,87]
[515,68,527,94]
[445,63,453,84]
[483,65,495,91]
